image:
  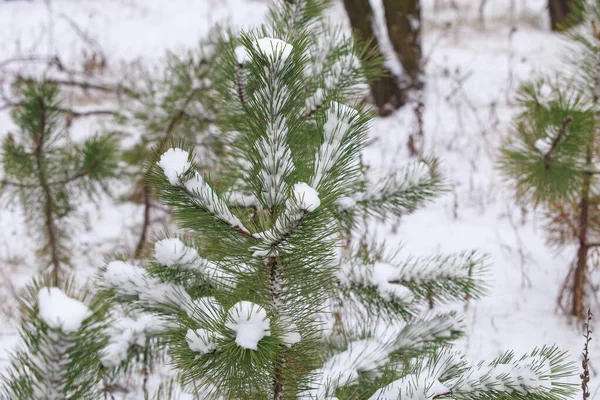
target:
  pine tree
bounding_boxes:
[499,0,600,320]
[0,81,118,285]
[94,1,575,399]
[0,277,109,400]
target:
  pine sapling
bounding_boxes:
[93,1,576,399]
[499,0,600,320]
[0,82,118,285]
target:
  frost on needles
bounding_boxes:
[0,0,576,399]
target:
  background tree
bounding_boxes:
[500,0,600,319]
[118,37,225,258]
[0,82,118,285]
[549,0,583,31]
[342,0,423,120]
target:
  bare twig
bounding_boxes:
[581,309,592,400]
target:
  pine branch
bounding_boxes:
[32,95,63,286]
[543,115,573,170]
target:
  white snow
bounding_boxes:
[293,182,321,212]
[235,38,293,64]
[37,288,92,333]
[225,301,271,350]
[103,260,194,310]
[154,238,199,268]
[186,328,219,354]
[101,313,171,367]
[103,260,149,296]
[185,296,225,320]
[370,262,416,303]
[335,196,357,212]
[534,138,552,154]
[235,45,250,64]
[329,101,359,121]
[184,172,249,233]
[368,375,449,400]
[157,148,191,185]
[304,88,325,115]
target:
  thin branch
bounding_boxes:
[544,115,573,170]
[1,97,117,118]
[34,96,63,286]
[17,76,135,97]
[134,87,203,254]
[134,182,151,259]
[581,309,592,400]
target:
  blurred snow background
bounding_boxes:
[0,0,595,397]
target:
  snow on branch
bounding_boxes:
[311,102,359,189]
[307,311,463,398]
[255,116,296,208]
[37,287,92,333]
[338,161,442,218]
[157,148,251,235]
[300,338,395,399]
[102,260,193,311]
[367,374,449,400]
[101,313,172,368]
[339,251,487,305]
[235,38,293,65]
[153,238,215,272]
[251,182,320,256]
[158,148,191,185]
[225,301,271,350]
[370,346,574,400]
[534,116,573,170]
[186,328,222,355]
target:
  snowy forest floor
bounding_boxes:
[0,0,596,397]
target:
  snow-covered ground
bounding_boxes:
[0,0,596,397]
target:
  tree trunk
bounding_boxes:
[548,0,582,31]
[342,0,403,116]
[572,146,592,320]
[382,0,423,92]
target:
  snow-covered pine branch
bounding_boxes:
[251,182,321,256]
[305,312,462,398]
[336,160,444,219]
[369,346,574,400]
[339,251,488,306]
[235,37,297,210]
[101,260,194,312]
[156,148,251,235]
[154,237,253,286]
[1,283,107,400]
[100,313,172,368]
[311,102,361,190]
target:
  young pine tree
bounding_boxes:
[0,82,118,285]
[499,0,600,320]
[0,277,109,400]
[94,1,575,399]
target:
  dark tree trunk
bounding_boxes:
[549,0,582,31]
[342,0,403,116]
[382,0,424,154]
[382,0,423,92]
[572,146,592,320]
